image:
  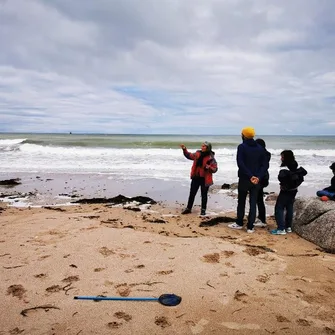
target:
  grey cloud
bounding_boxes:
[0,0,334,134]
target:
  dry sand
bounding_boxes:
[0,202,334,335]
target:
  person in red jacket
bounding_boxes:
[180,141,218,216]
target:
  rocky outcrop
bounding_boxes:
[293,197,335,253]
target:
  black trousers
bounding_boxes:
[187,177,209,210]
[256,187,266,223]
[236,178,260,230]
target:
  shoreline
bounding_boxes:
[0,171,318,216]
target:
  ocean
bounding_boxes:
[0,133,334,208]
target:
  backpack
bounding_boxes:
[281,167,307,191]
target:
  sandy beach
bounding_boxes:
[1,198,334,335]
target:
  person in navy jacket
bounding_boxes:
[228,127,269,233]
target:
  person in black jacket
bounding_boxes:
[316,162,335,200]
[254,138,271,227]
[228,127,269,233]
[271,150,307,235]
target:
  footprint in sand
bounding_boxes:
[234,290,248,302]
[114,311,132,322]
[276,315,291,322]
[94,268,105,272]
[243,246,266,256]
[222,250,235,258]
[157,270,173,275]
[62,275,79,283]
[116,285,131,297]
[190,319,209,334]
[224,262,235,268]
[46,285,62,293]
[202,253,220,263]
[296,318,313,326]
[9,327,24,334]
[34,273,47,279]
[107,322,122,329]
[7,285,26,300]
[257,274,271,283]
[155,316,171,328]
[99,247,115,257]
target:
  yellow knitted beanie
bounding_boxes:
[241,127,255,139]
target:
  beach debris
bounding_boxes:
[0,178,21,186]
[20,304,60,317]
[82,215,100,219]
[124,207,141,212]
[206,280,215,289]
[143,215,167,224]
[42,206,66,212]
[58,193,78,198]
[72,194,157,205]
[199,216,236,227]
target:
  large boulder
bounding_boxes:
[293,197,335,253]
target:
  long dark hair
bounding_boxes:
[281,150,295,167]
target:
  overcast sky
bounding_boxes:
[0,0,335,135]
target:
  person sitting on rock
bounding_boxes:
[316,163,335,201]
[271,150,307,235]
[180,142,218,216]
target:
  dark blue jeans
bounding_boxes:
[236,178,260,230]
[187,177,209,211]
[275,190,297,231]
[316,190,335,199]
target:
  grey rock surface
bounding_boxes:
[293,197,335,253]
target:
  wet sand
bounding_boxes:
[1,200,334,335]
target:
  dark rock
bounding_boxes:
[293,197,335,253]
[221,183,231,189]
[0,178,21,186]
[72,194,156,205]
[124,207,141,212]
[42,206,66,212]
